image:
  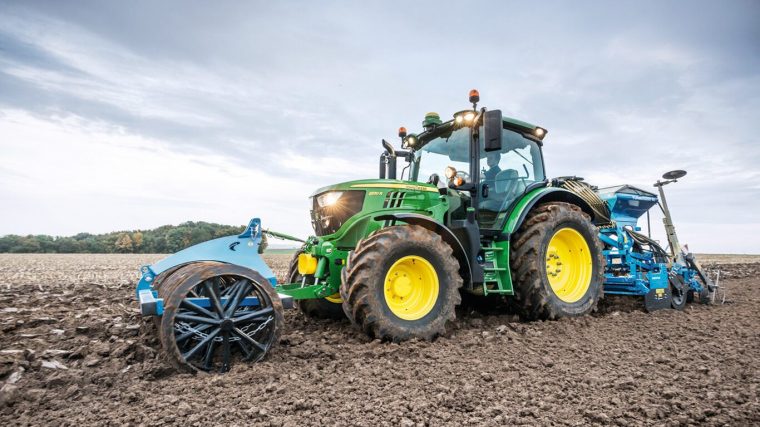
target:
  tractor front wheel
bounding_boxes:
[339,225,462,341]
[511,202,604,320]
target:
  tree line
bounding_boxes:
[0,221,245,254]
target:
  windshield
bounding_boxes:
[412,124,545,229]
[413,127,471,183]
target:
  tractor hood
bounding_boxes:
[310,179,438,197]
[308,178,446,240]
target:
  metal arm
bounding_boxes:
[263,229,306,243]
[654,179,684,265]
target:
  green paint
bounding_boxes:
[482,241,512,295]
[279,111,561,302]
[276,282,334,299]
[278,178,448,300]
[505,187,552,233]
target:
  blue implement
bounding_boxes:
[594,184,711,309]
[135,218,291,316]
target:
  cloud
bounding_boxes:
[0,109,318,236]
[0,0,758,252]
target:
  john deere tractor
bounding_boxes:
[135,90,713,372]
[285,89,606,340]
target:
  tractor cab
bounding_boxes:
[381,98,548,232]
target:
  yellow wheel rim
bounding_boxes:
[324,293,343,304]
[383,255,439,320]
[545,227,593,303]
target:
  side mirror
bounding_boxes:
[483,109,502,152]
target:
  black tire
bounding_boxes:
[287,250,345,320]
[511,202,605,320]
[158,262,283,373]
[669,273,687,310]
[339,225,462,341]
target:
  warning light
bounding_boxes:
[469,89,480,104]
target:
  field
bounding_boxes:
[1,253,758,426]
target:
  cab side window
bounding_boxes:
[478,129,544,229]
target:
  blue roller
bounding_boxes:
[135,218,282,316]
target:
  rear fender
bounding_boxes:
[505,187,596,235]
[374,213,473,288]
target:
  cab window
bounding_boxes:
[478,129,545,229]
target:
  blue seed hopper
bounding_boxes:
[590,174,715,311]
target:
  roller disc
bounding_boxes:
[148,265,186,329]
[669,273,687,310]
[157,262,283,372]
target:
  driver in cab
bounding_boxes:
[482,152,501,189]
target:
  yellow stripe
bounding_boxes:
[350,183,438,193]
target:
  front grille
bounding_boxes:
[310,190,366,236]
[382,191,406,208]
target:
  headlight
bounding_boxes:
[316,191,343,207]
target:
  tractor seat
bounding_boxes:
[480,169,521,212]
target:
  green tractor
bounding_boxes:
[137,90,607,371]
[281,89,604,340]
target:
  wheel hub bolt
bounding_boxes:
[220,319,234,332]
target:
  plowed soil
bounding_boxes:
[1,254,758,426]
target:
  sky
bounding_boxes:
[0,0,758,253]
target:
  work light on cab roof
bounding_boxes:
[404,134,417,148]
[398,126,418,149]
[454,110,476,124]
[533,126,547,140]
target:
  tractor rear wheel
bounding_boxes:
[340,225,462,341]
[157,262,283,372]
[511,202,604,320]
[287,250,345,320]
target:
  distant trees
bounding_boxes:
[0,221,245,254]
[114,233,133,253]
